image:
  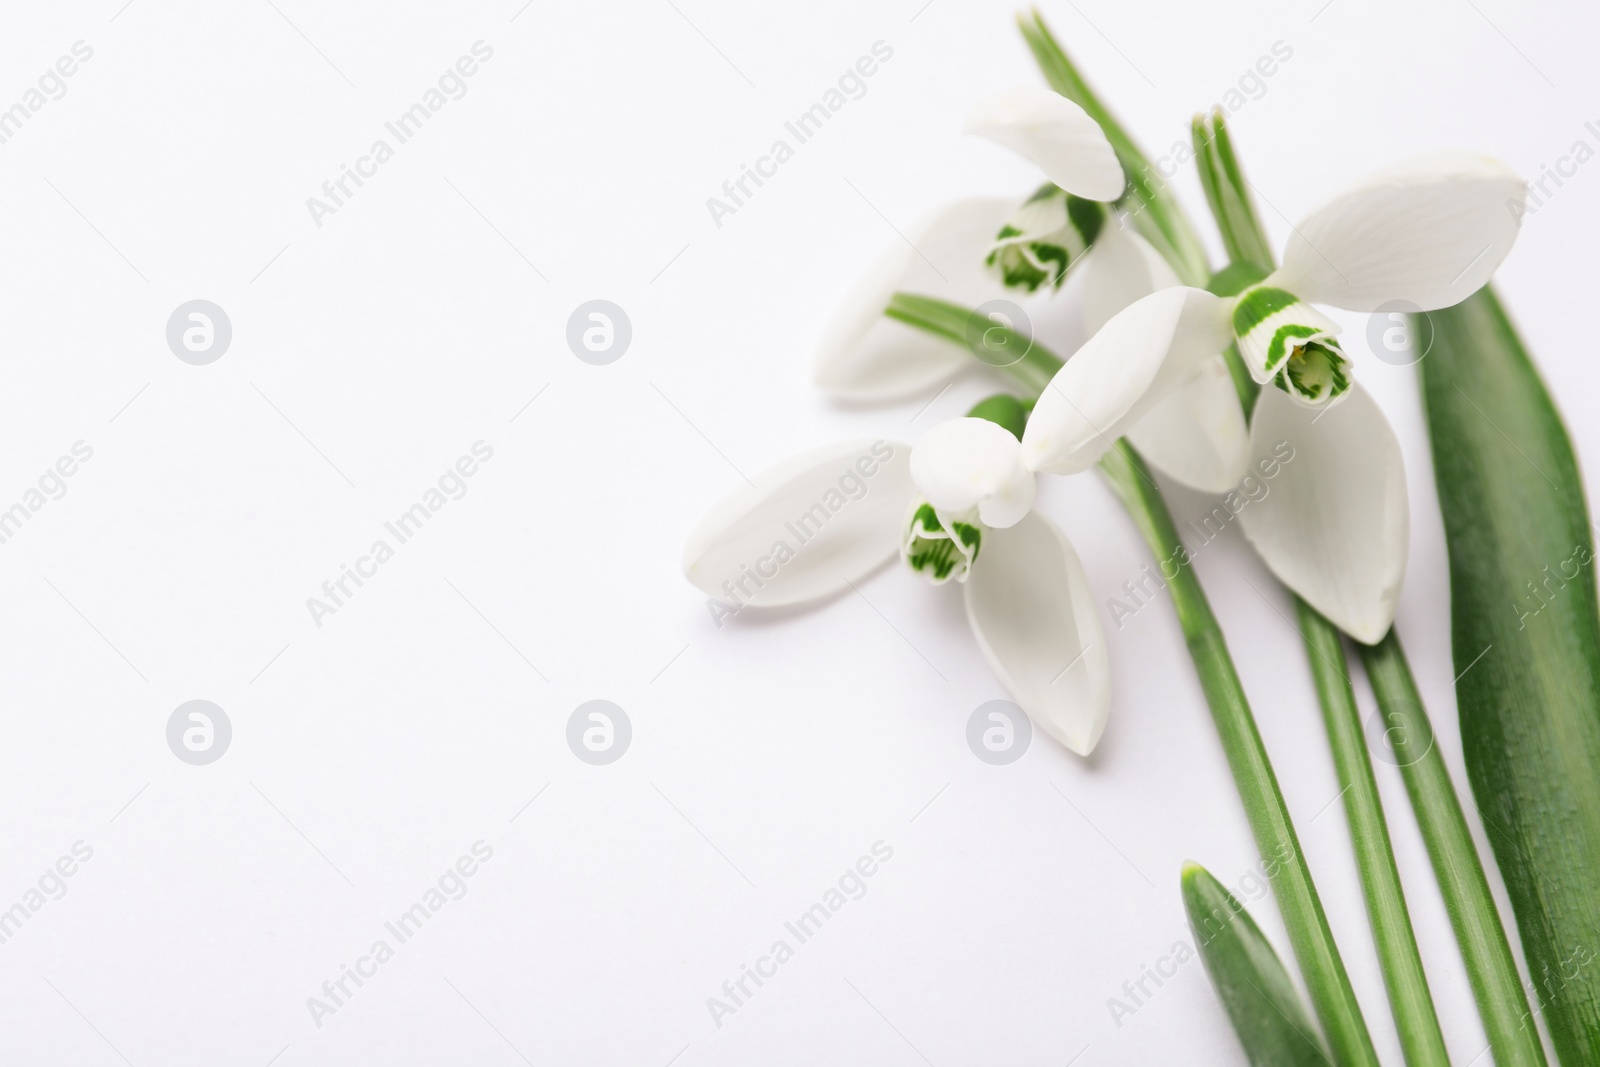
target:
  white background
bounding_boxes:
[0,0,1595,1063]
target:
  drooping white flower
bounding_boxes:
[683,419,1110,755]
[964,87,1125,292]
[1229,153,1524,406]
[905,417,1110,755]
[1023,153,1523,640]
[811,87,1158,402]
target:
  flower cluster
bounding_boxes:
[684,84,1523,757]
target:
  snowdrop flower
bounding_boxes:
[1022,154,1525,640]
[811,87,1153,402]
[963,87,1126,292]
[1227,153,1524,407]
[682,420,1110,755]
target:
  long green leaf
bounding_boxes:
[1360,631,1548,1066]
[1183,862,1331,1066]
[1419,285,1600,1065]
[1192,110,1274,276]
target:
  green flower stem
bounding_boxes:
[1017,10,1211,287]
[1360,631,1550,1067]
[1196,110,1449,1064]
[1298,599,1451,1067]
[884,292,1059,395]
[1100,441,1380,1067]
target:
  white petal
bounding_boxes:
[964,511,1110,755]
[1126,354,1251,493]
[813,198,1018,401]
[1082,226,1181,336]
[1275,153,1525,312]
[963,87,1125,201]
[1238,386,1408,643]
[911,417,1035,529]
[683,439,914,608]
[1022,287,1231,475]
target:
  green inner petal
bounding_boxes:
[1265,323,1324,372]
[903,505,983,584]
[1276,341,1352,404]
[985,187,1107,293]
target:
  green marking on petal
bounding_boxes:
[1276,340,1353,407]
[1031,241,1069,279]
[1024,182,1058,205]
[1066,194,1106,247]
[1266,323,1324,370]
[1232,285,1300,336]
[985,186,1106,293]
[902,500,983,584]
[985,246,1054,292]
[1234,285,1343,386]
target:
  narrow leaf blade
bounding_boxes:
[1183,863,1331,1067]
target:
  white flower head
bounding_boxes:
[964,87,1125,293]
[1022,152,1522,640]
[683,417,1108,756]
[902,417,1036,584]
[1230,153,1525,406]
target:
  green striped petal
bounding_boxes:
[1232,283,1342,385]
[986,184,1106,293]
[901,500,982,584]
[1275,339,1352,408]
